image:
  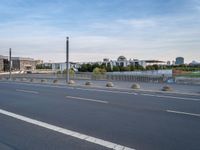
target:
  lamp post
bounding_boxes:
[9,48,12,80]
[66,37,69,83]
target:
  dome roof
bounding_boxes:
[117,56,127,61]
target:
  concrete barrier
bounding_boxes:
[162,85,173,91]
[68,80,75,85]
[41,79,46,83]
[53,79,59,84]
[85,81,92,86]
[131,83,140,89]
[106,82,114,87]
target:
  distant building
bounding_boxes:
[189,60,200,66]
[167,61,171,66]
[0,55,37,72]
[175,57,184,65]
[0,57,3,72]
[35,60,43,65]
[117,56,128,67]
[0,55,9,72]
[50,62,79,72]
[141,60,166,68]
[101,56,166,69]
[12,57,37,71]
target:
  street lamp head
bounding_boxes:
[66,37,69,40]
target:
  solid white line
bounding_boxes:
[166,110,200,117]
[75,87,138,95]
[0,109,135,150]
[16,89,39,94]
[141,93,200,102]
[66,96,109,104]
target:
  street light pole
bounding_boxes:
[9,48,12,80]
[66,37,69,83]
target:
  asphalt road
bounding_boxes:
[0,81,200,150]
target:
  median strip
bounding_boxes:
[166,110,200,117]
[0,108,135,150]
[16,89,39,94]
[66,96,109,104]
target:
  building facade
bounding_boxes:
[0,58,3,72]
[0,55,9,72]
[175,57,184,65]
[0,55,37,72]
[51,62,79,72]
[12,57,37,71]
[102,56,166,69]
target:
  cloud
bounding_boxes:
[0,0,200,63]
[117,19,156,28]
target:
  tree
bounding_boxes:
[106,63,112,72]
[62,68,75,77]
[120,66,131,71]
[113,66,120,71]
[93,67,106,75]
[78,64,88,72]
[152,64,159,70]
[130,65,136,71]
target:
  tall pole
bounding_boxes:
[66,37,69,83]
[9,48,12,79]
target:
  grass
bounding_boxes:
[176,72,200,78]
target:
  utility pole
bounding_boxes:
[9,48,12,80]
[66,37,69,83]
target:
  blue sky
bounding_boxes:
[0,0,200,63]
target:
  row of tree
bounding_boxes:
[78,63,146,72]
[78,63,200,72]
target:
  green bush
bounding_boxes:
[93,67,106,75]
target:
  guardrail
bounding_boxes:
[0,73,169,83]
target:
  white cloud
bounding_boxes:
[117,19,157,28]
[0,7,200,63]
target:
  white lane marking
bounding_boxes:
[16,89,39,94]
[141,93,200,102]
[75,87,138,95]
[166,110,200,117]
[66,96,109,104]
[0,109,135,150]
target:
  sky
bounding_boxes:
[0,0,200,63]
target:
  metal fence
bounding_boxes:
[0,72,170,83]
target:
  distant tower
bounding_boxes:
[175,57,184,65]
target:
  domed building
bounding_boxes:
[117,56,128,67]
[117,56,127,62]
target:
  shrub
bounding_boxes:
[93,67,106,75]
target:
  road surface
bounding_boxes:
[0,81,200,150]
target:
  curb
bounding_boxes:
[1,80,200,96]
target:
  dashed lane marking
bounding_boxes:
[16,89,39,94]
[166,110,200,117]
[66,96,109,104]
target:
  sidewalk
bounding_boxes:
[72,80,200,94]
[0,78,200,95]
